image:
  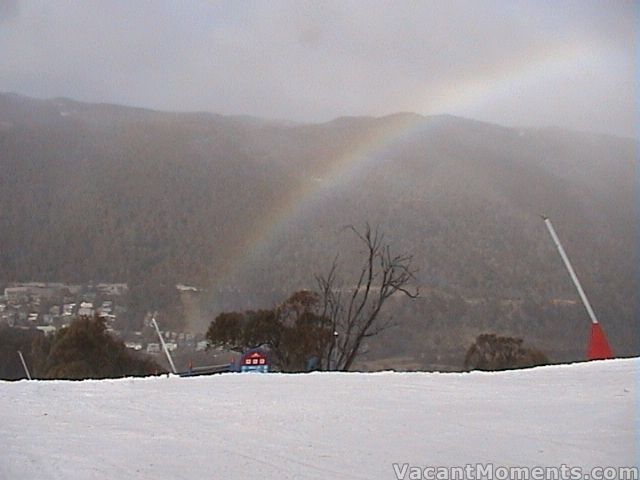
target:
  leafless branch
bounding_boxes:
[315,223,419,371]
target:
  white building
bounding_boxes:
[78,302,94,317]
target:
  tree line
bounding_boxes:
[0,224,551,379]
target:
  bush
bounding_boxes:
[206,290,332,372]
[32,316,161,379]
[0,326,42,380]
[464,333,548,371]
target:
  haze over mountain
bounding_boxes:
[0,93,636,366]
[1,1,635,138]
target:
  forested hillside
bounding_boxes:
[0,93,636,365]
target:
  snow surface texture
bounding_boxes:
[1,359,637,480]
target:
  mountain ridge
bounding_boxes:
[4,92,636,140]
[0,93,636,364]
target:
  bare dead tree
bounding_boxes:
[315,223,419,371]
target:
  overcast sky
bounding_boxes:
[0,0,636,136]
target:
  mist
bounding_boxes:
[0,0,636,136]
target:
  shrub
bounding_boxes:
[464,333,548,371]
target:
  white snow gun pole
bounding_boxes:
[151,315,178,374]
[17,350,32,380]
[541,216,599,325]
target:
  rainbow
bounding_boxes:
[209,39,599,292]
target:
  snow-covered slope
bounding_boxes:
[1,359,637,479]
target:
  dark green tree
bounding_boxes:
[206,290,332,372]
[205,311,245,351]
[33,315,161,379]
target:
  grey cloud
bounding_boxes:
[0,0,635,137]
[0,0,20,24]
